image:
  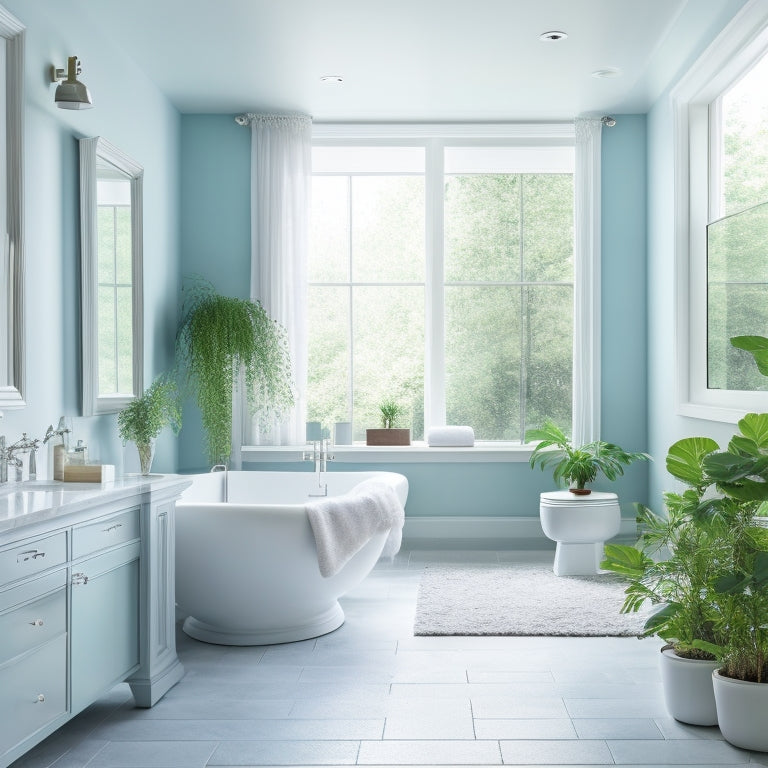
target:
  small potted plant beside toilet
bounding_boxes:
[525,420,649,576]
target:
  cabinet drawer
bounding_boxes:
[0,586,67,666]
[0,532,67,585]
[0,634,67,757]
[72,507,140,559]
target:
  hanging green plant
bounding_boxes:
[175,278,294,465]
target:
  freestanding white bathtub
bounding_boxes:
[175,470,408,645]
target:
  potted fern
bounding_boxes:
[366,399,411,446]
[117,375,181,475]
[175,279,294,466]
[525,419,650,494]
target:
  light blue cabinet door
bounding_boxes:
[70,544,140,715]
[0,634,67,757]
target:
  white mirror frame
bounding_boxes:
[80,136,144,416]
[0,6,25,409]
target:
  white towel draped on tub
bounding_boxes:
[306,479,405,578]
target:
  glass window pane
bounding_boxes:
[525,285,573,433]
[708,282,768,391]
[721,50,768,216]
[310,176,349,283]
[97,286,116,394]
[351,177,424,283]
[116,286,133,394]
[522,174,574,282]
[445,286,521,440]
[97,207,115,283]
[114,206,132,284]
[307,286,351,425]
[352,286,424,441]
[444,174,521,282]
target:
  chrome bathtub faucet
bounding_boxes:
[303,438,334,496]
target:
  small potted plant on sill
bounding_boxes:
[366,399,411,446]
[117,375,182,475]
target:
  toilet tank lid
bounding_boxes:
[540,490,618,504]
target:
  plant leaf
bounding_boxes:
[731,336,768,376]
[736,413,768,451]
[666,437,720,488]
[713,572,751,594]
[600,544,650,578]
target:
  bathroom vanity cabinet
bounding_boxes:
[0,476,190,768]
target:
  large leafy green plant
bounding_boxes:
[175,279,294,465]
[525,419,650,492]
[602,437,732,659]
[604,407,768,679]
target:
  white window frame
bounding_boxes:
[301,122,595,457]
[674,0,768,422]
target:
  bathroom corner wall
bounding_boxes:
[178,115,650,521]
[0,0,181,476]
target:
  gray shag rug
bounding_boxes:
[414,564,648,637]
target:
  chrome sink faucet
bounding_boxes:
[6,433,41,482]
[302,438,334,497]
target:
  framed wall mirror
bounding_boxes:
[0,6,25,410]
[80,136,143,416]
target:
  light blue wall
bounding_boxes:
[178,115,649,519]
[646,0,750,510]
[0,0,181,475]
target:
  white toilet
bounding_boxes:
[539,491,621,576]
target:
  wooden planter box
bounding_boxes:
[366,428,411,446]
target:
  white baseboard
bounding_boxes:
[402,515,637,545]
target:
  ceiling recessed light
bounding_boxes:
[592,67,622,79]
[539,31,567,42]
[320,75,344,84]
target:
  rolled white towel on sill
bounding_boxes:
[427,426,475,447]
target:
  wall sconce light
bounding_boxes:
[50,56,93,110]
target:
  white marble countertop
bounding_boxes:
[0,474,192,537]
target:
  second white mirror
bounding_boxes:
[80,136,143,415]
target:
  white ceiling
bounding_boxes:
[76,0,739,121]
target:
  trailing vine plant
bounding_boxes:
[175,278,294,465]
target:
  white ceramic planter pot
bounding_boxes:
[659,646,718,726]
[713,669,768,751]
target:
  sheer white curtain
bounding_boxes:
[244,113,312,446]
[572,117,602,445]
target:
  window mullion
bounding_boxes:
[425,139,445,427]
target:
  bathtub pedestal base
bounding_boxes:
[182,602,345,646]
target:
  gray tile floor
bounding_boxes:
[11,549,768,767]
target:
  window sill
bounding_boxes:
[241,442,534,464]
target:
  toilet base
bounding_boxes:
[553,541,604,576]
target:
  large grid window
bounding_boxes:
[677,6,768,420]
[707,49,768,392]
[308,141,574,442]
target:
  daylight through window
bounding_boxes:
[308,141,574,442]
